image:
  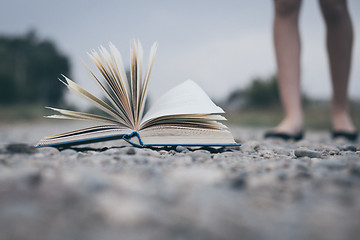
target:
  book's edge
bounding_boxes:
[35,130,241,149]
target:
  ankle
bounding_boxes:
[331,111,356,132]
[274,116,303,134]
[331,101,349,115]
[284,114,303,127]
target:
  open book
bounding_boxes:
[35,41,239,148]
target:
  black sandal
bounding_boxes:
[331,130,358,141]
[264,131,304,141]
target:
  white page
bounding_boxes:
[140,80,224,125]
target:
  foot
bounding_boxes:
[331,110,357,141]
[265,117,304,140]
[331,131,358,141]
[270,117,303,135]
[265,131,304,141]
[331,110,356,133]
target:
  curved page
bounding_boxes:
[141,80,224,125]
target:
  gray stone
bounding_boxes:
[296,163,308,172]
[253,144,261,151]
[175,145,189,153]
[36,147,59,155]
[6,143,36,154]
[295,170,312,179]
[212,154,224,161]
[126,147,136,155]
[104,148,122,155]
[294,148,322,158]
[60,149,77,155]
[230,173,247,189]
[329,150,339,155]
[137,148,161,157]
[194,149,211,154]
[318,159,347,171]
[258,149,274,158]
[0,158,8,165]
[340,145,357,152]
[334,175,353,187]
[173,156,192,165]
[349,163,360,177]
[159,150,168,155]
[240,141,260,153]
[188,151,210,162]
[276,169,287,181]
[82,174,109,193]
[25,171,42,187]
[295,163,311,179]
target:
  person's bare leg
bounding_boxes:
[319,0,355,133]
[273,0,303,134]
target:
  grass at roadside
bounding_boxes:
[0,105,50,123]
[225,105,360,131]
[1,104,359,131]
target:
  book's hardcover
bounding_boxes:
[36,131,241,149]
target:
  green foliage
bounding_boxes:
[244,75,280,108]
[0,30,70,105]
[227,75,280,109]
[225,101,360,130]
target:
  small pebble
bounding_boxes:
[0,158,8,165]
[295,170,312,179]
[340,145,357,152]
[60,149,77,155]
[231,174,247,189]
[294,148,322,158]
[175,145,189,153]
[126,148,136,155]
[37,147,59,155]
[318,159,346,171]
[175,156,192,165]
[26,171,42,187]
[296,163,308,172]
[276,169,287,181]
[188,151,210,162]
[159,150,168,155]
[253,144,261,152]
[349,164,360,177]
[240,141,260,153]
[104,148,121,155]
[329,150,338,155]
[334,176,353,188]
[6,143,36,154]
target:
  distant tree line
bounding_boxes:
[0,31,70,105]
[226,75,310,110]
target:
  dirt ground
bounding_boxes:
[0,122,359,240]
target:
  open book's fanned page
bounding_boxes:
[141,80,224,125]
[36,42,240,148]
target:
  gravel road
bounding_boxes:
[0,122,359,240]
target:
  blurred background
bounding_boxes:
[0,0,359,130]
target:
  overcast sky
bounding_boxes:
[1,0,359,106]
